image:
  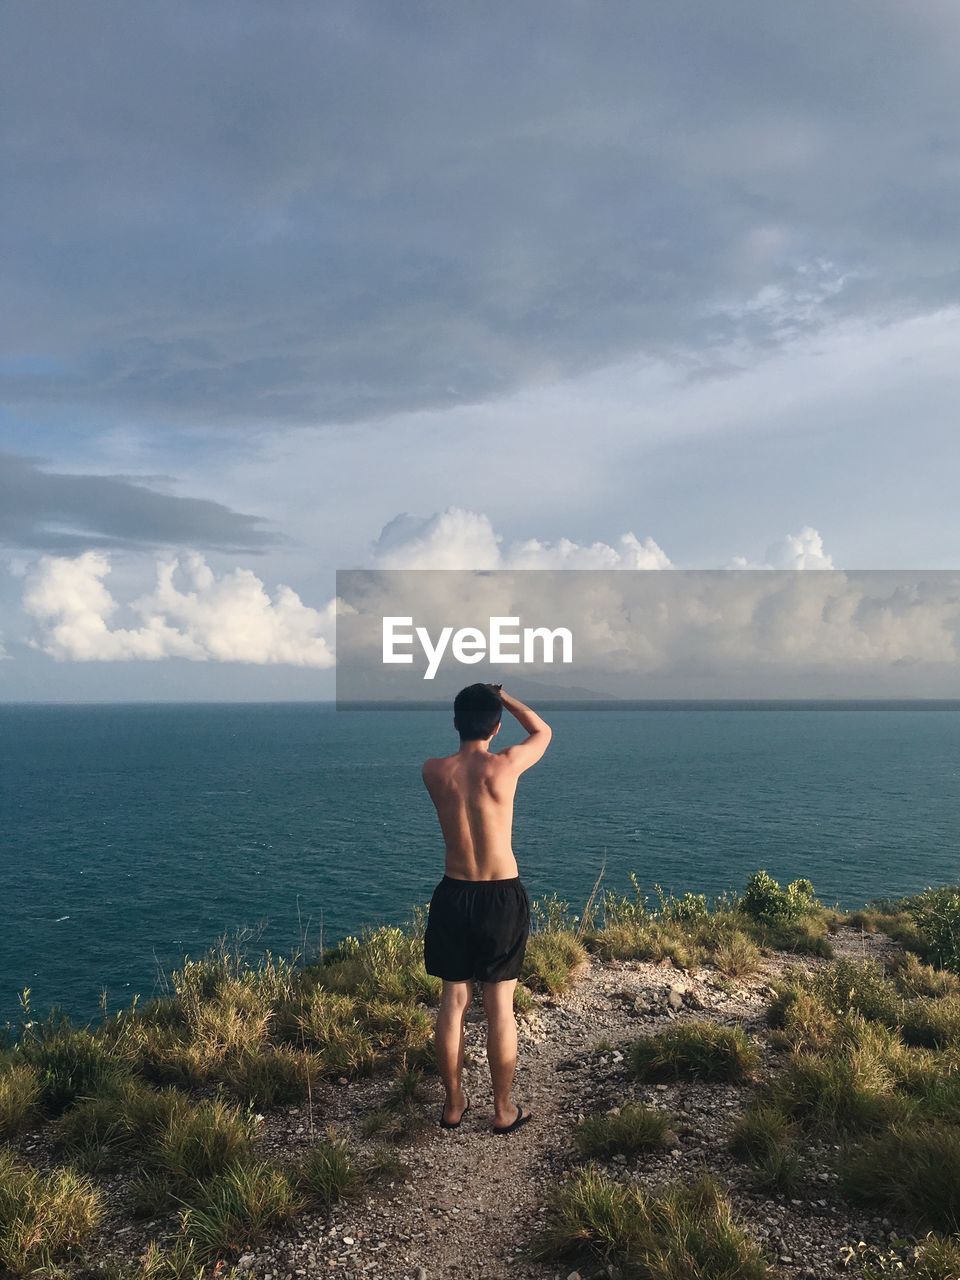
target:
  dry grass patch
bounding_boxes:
[535,1168,771,1279]
[573,1103,674,1159]
[630,1022,761,1083]
[0,1149,103,1276]
[0,1063,40,1139]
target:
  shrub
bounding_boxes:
[764,1029,907,1137]
[900,996,960,1050]
[729,1105,794,1163]
[220,1047,310,1107]
[574,1103,673,1158]
[54,1095,134,1171]
[711,930,762,979]
[534,1169,771,1279]
[20,1024,126,1114]
[842,1122,960,1232]
[181,1161,303,1260]
[890,952,960,1000]
[154,1098,254,1190]
[630,1023,760,1083]
[767,984,839,1053]
[522,931,587,995]
[907,887,960,973]
[0,1064,40,1139]
[740,871,818,925]
[656,887,710,924]
[297,1135,361,1207]
[318,926,440,1005]
[589,919,697,970]
[0,1149,103,1275]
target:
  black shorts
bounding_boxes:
[423,874,531,983]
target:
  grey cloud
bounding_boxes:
[0,452,286,552]
[2,1,960,427]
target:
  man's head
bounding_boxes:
[453,683,503,741]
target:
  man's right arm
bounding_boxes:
[495,688,553,772]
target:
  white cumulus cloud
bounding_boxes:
[729,525,835,570]
[372,508,672,570]
[22,550,335,666]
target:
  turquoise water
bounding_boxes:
[3,703,960,1027]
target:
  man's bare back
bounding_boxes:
[422,688,552,881]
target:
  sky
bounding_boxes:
[2,0,960,700]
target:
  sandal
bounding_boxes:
[493,1104,532,1135]
[439,1094,470,1129]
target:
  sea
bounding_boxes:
[2,702,959,1028]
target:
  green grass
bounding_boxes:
[757,959,960,1231]
[0,1148,103,1276]
[522,930,587,994]
[297,1135,362,1207]
[219,1046,312,1106]
[18,1023,127,1114]
[534,1169,771,1279]
[763,1024,909,1137]
[729,1104,794,1163]
[841,1122,960,1232]
[573,1103,673,1158]
[586,871,832,969]
[728,1105,804,1194]
[153,1097,255,1190]
[0,1064,40,1139]
[133,1236,245,1278]
[181,1161,304,1260]
[630,1022,761,1083]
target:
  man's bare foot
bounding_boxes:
[441,1087,469,1127]
[492,1101,532,1133]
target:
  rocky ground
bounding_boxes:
[16,927,908,1280]
[234,927,904,1280]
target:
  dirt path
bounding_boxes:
[249,927,899,1280]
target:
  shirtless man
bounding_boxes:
[421,683,552,1134]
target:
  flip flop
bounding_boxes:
[492,1104,532,1135]
[439,1094,470,1129]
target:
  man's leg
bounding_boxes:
[482,978,528,1128]
[435,979,472,1124]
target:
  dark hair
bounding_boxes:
[453,683,503,741]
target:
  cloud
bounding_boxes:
[0,452,285,552]
[372,507,836,572]
[338,567,960,700]
[729,526,835,570]
[22,550,334,665]
[372,508,672,570]
[3,1,960,427]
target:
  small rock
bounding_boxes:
[237,1257,255,1273]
